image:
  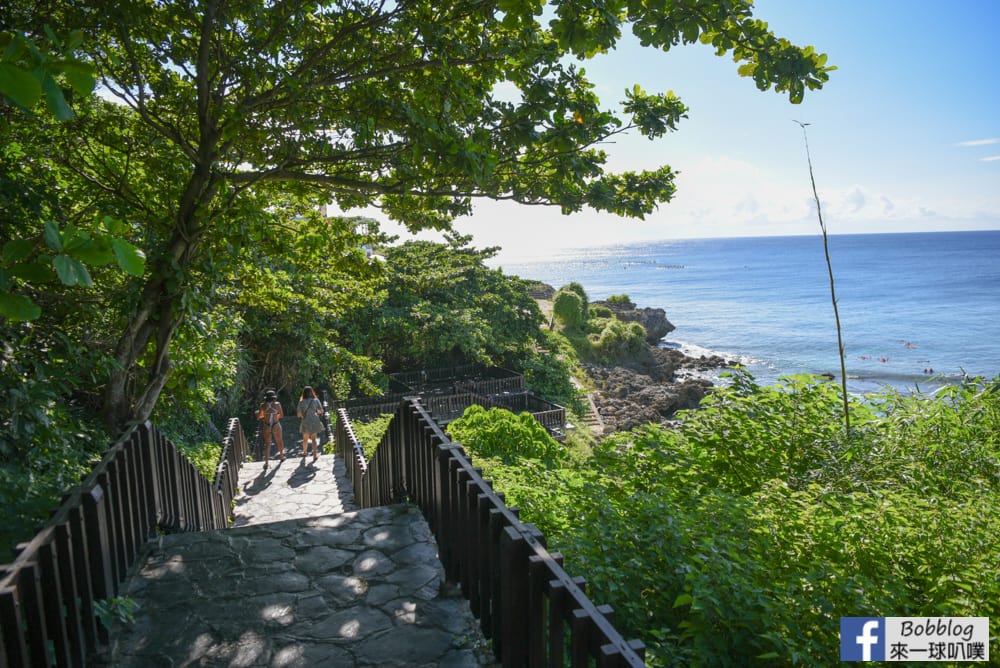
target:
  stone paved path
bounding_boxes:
[107,418,494,667]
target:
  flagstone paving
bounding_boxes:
[106,419,495,667]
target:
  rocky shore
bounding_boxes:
[583,340,732,433]
[533,284,734,433]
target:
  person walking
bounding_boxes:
[257,389,285,465]
[297,385,325,463]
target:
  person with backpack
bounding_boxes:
[257,389,285,464]
[297,385,325,463]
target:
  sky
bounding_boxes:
[344,0,1000,263]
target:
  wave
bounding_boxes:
[660,339,762,368]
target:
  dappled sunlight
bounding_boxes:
[259,603,294,625]
[142,555,186,578]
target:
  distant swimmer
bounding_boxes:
[903,341,918,349]
[858,355,871,360]
[879,357,890,363]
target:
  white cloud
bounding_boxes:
[842,186,866,214]
[980,155,1000,162]
[957,138,1000,147]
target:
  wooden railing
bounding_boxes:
[335,398,645,667]
[0,419,248,667]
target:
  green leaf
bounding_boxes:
[112,238,146,276]
[59,61,96,97]
[2,238,34,263]
[0,292,41,321]
[673,593,693,608]
[71,237,114,266]
[9,261,56,283]
[43,221,62,252]
[41,75,74,121]
[52,254,93,287]
[0,63,42,108]
[61,225,90,252]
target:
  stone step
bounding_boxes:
[107,506,495,666]
[103,419,498,666]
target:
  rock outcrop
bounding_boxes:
[528,285,732,433]
[582,344,731,432]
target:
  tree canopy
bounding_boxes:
[2,0,831,433]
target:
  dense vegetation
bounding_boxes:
[3,9,857,665]
[448,371,1000,665]
[5,13,994,666]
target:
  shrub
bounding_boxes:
[471,372,1000,666]
[562,281,590,309]
[606,293,634,307]
[588,319,646,362]
[447,404,564,466]
[350,412,394,460]
[552,288,585,330]
[589,304,613,319]
[518,348,586,415]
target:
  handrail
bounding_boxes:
[334,398,645,667]
[0,419,249,667]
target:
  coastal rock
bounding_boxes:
[583,349,721,432]
[593,298,675,345]
[525,281,556,300]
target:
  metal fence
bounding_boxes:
[0,419,248,667]
[334,399,645,667]
[488,392,567,436]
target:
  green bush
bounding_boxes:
[350,413,394,460]
[0,342,109,561]
[472,371,1000,666]
[447,404,564,466]
[589,304,613,319]
[562,281,589,309]
[588,319,646,362]
[552,289,585,330]
[518,345,586,415]
[606,293,634,307]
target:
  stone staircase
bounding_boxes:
[104,419,495,667]
[578,392,606,434]
[569,377,606,435]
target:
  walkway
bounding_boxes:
[106,418,494,667]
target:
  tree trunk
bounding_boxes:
[100,173,218,432]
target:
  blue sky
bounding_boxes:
[365,1,1000,261]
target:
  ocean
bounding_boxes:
[501,230,1000,394]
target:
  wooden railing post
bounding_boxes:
[36,539,71,667]
[0,585,29,667]
[81,485,113,644]
[64,501,99,654]
[52,520,86,667]
[499,525,529,667]
[17,563,50,667]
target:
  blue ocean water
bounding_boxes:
[502,230,1000,393]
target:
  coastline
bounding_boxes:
[511,232,1000,399]
[532,284,733,433]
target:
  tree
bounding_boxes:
[11,0,831,431]
[346,235,543,374]
[232,212,388,402]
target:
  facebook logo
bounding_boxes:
[841,617,885,661]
